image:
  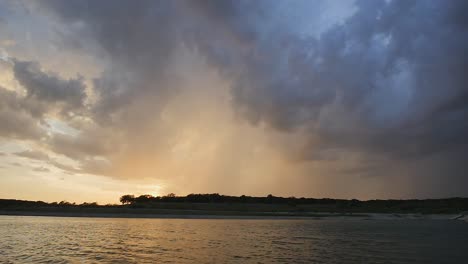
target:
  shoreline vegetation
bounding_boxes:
[1,194,467,220]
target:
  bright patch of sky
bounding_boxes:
[45,118,80,137]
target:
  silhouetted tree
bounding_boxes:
[59,201,72,206]
[135,194,154,203]
[120,194,135,205]
[80,202,98,207]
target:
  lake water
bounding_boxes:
[0,215,467,263]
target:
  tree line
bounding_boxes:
[1,194,467,214]
[119,193,353,205]
[118,193,468,212]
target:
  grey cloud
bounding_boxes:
[0,99,44,140]
[39,0,179,123]
[32,167,50,172]
[312,0,468,158]
[7,148,79,174]
[0,84,48,118]
[186,0,468,160]
[0,74,56,140]
[0,56,90,141]
[79,158,112,176]
[46,158,108,176]
[36,0,468,160]
[13,59,86,110]
[24,0,468,197]
[48,131,113,160]
[48,160,81,174]
[14,150,50,161]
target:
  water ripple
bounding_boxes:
[1,216,467,263]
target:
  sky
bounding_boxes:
[0,0,467,204]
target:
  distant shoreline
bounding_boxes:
[0,209,366,219]
[2,197,468,221]
[1,209,466,221]
[0,210,333,220]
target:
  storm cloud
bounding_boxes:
[185,0,468,159]
[1,0,467,200]
[13,59,86,110]
[0,57,88,141]
[0,86,45,140]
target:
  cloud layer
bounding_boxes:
[0,0,467,200]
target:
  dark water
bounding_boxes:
[0,216,467,263]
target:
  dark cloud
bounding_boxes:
[0,56,89,141]
[0,85,48,119]
[188,0,468,161]
[0,87,45,139]
[46,3,468,147]
[6,0,467,197]
[13,59,86,110]
[33,1,467,149]
[38,0,179,124]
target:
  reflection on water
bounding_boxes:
[0,216,467,263]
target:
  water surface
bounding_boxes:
[1,215,467,263]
